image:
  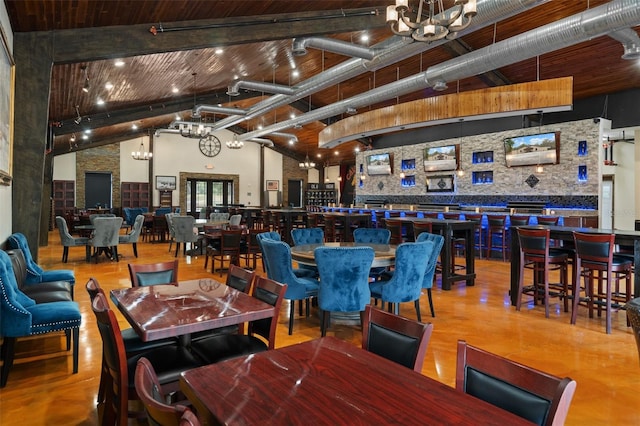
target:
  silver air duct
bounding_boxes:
[240,0,640,144]
[608,28,640,59]
[191,104,247,119]
[292,37,377,60]
[207,0,550,132]
[226,81,295,97]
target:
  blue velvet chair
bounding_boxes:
[314,246,374,336]
[8,232,76,290]
[416,232,445,317]
[353,228,391,244]
[256,231,316,279]
[369,241,435,322]
[260,238,319,335]
[0,250,81,387]
[291,227,325,245]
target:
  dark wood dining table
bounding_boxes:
[180,336,533,425]
[394,217,476,290]
[290,241,396,268]
[110,278,274,346]
[510,224,640,305]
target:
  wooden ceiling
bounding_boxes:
[5,0,640,164]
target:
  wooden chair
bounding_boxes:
[190,276,287,364]
[627,298,640,366]
[205,229,243,276]
[128,260,179,287]
[384,218,404,245]
[486,215,508,261]
[516,228,569,318]
[239,228,263,270]
[456,340,576,426]
[180,409,202,426]
[89,292,201,425]
[411,221,433,242]
[134,357,191,426]
[464,213,484,258]
[85,278,177,406]
[571,232,632,334]
[362,305,433,372]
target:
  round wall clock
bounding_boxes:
[199,135,221,157]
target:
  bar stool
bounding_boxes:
[486,215,508,261]
[572,232,633,334]
[508,215,530,257]
[384,219,404,245]
[412,221,433,241]
[516,228,569,318]
[464,213,484,258]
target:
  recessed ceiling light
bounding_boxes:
[175,114,181,120]
[104,82,113,90]
[355,147,360,152]
[132,124,138,130]
[96,98,104,105]
[289,140,294,145]
[82,134,89,140]
[84,129,91,134]
[334,151,339,155]
[290,113,296,119]
[361,34,369,42]
[172,86,179,94]
[257,124,263,130]
[316,153,321,158]
[114,59,124,67]
[292,70,300,78]
[215,48,224,54]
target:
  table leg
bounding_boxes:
[635,240,640,298]
[510,230,521,306]
[464,226,475,286]
[441,226,453,291]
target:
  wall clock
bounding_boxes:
[199,135,221,157]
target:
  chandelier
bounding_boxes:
[386,0,476,42]
[226,135,244,149]
[176,121,216,139]
[299,153,316,169]
[131,138,152,160]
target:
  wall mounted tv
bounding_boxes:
[423,144,459,172]
[366,153,393,175]
[504,132,560,167]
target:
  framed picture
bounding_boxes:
[156,175,176,190]
[426,174,455,192]
[266,180,279,191]
[0,27,15,185]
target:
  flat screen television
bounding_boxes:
[423,145,459,172]
[504,132,560,167]
[366,153,393,175]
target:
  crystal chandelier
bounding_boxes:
[131,138,152,160]
[226,135,244,149]
[299,153,316,169]
[386,0,476,42]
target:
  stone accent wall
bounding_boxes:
[356,119,599,209]
[282,155,309,206]
[76,144,121,209]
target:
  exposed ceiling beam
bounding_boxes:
[50,8,387,63]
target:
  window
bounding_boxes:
[186,179,234,215]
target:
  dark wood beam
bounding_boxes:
[51,8,387,63]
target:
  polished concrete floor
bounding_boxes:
[0,231,638,425]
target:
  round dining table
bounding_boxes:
[290,242,396,268]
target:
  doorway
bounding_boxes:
[601,174,614,229]
[85,172,112,209]
[287,179,303,208]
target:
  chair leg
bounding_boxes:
[62,246,68,263]
[1,337,16,387]
[175,242,180,257]
[113,246,119,262]
[132,243,138,258]
[414,299,422,322]
[288,302,295,335]
[321,310,330,337]
[72,327,79,373]
[426,288,435,317]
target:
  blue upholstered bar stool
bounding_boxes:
[486,215,508,261]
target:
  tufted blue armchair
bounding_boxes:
[353,228,391,244]
[314,246,374,336]
[415,232,445,317]
[256,232,316,279]
[291,227,325,245]
[0,250,81,387]
[8,233,76,286]
[369,241,435,322]
[260,238,319,335]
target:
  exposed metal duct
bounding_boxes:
[191,104,247,119]
[240,0,640,144]
[269,132,298,143]
[207,0,550,132]
[154,128,274,147]
[226,80,295,97]
[292,37,377,60]
[608,28,640,59]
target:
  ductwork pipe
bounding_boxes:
[292,37,377,60]
[608,28,640,59]
[226,80,295,97]
[240,0,640,143]
[247,137,275,147]
[191,104,247,119]
[269,132,298,142]
[154,128,274,147]
[207,0,550,132]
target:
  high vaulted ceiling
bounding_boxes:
[5,0,640,165]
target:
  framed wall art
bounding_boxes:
[155,175,176,190]
[426,174,455,192]
[266,180,279,191]
[0,27,15,185]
